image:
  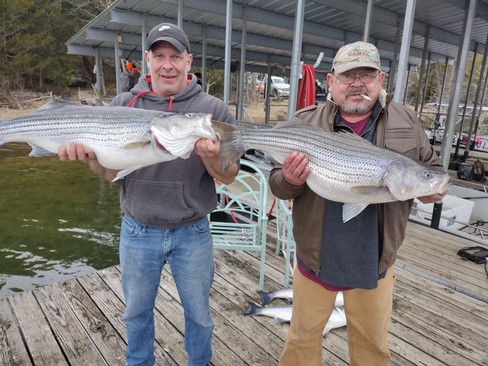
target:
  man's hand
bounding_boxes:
[195,138,238,184]
[58,143,119,182]
[58,142,95,162]
[282,151,310,186]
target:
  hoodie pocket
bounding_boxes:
[124,179,193,225]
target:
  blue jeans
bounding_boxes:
[119,215,214,366]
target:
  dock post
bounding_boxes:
[430,201,443,229]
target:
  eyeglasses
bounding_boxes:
[333,71,379,84]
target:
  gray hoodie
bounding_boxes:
[111,74,235,229]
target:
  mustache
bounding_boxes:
[346,88,368,97]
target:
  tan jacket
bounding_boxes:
[268,91,443,275]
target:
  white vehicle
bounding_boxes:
[257,76,290,98]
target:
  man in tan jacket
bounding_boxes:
[269,41,447,366]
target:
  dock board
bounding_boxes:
[1,220,487,365]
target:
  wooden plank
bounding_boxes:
[400,223,488,292]
[8,291,68,365]
[76,272,127,339]
[33,284,107,365]
[58,278,127,365]
[2,213,486,366]
[397,245,488,294]
[97,267,180,366]
[160,268,281,366]
[212,251,350,366]
[0,298,32,366]
[393,269,487,364]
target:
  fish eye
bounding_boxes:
[185,113,194,118]
[424,171,433,179]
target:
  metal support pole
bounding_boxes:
[387,21,402,94]
[415,27,430,112]
[430,202,443,229]
[177,0,183,28]
[114,33,122,96]
[419,52,432,122]
[141,15,148,75]
[440,0,477,170]
[265,65,271,125]
[464,32,488,157]
[237,5,247,121]
[223,0,233,105]
[288,0,305,118]
[363,0,373,42]
[201,26,207,89]
[435,57,450,123]
[454,42,478,160]
[393,0,417,103]
[94,48,103,104]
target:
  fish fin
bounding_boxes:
[212,121,246,171]
[121,141,151,150]
[273,118,323,133]
[342,203,369,223]
[276,317,289,324]
[112,166,142,181]
[243,302,259,316]
[32,100,78,113]
[28,144,56,157]
[257,290,274,306]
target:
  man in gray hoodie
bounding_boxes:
[59,23,238,366]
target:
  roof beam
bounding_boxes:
[109,8,437,64]
[312,0,470,51]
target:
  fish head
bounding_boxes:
[384,158,450,201]
[150,112,217,159]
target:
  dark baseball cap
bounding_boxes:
[146,23,190,53]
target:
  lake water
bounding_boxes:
[0,143,121,298]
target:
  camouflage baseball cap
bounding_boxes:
[331,41,381,73]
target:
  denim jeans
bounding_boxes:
[119,215,214,366]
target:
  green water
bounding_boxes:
[0,143,121,298]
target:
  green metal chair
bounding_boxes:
[275,198,296,287]
[210,159,269,289]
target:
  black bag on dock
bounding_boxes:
[457,163,473,180]
[472,159,486,182]
[457,246,488,264]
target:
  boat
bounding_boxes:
[409,181,488,245]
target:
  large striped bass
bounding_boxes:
[213,121,449,222]
[0,101,216,181]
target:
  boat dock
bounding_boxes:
[1,220,487,366]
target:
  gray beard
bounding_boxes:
[341,102,371,114]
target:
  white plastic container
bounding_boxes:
[414,195,475,230]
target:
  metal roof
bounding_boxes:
[66,0,488,79]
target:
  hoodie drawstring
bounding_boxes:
[127,90,157,107]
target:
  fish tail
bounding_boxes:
[257,290,274,306]
[276,317,288,324]
[212,120,246,171]
[243,302,259,316]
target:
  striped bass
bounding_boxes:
[257,287,344,307]
[244,302,347,334]
[0,101,216,181]
[213,121,450,222]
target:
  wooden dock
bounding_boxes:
[1,220,487,366]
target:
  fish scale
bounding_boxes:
[215,121,450,222]
[2,110,151,145]
[1,101,216,181]
[240,127,389,186]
